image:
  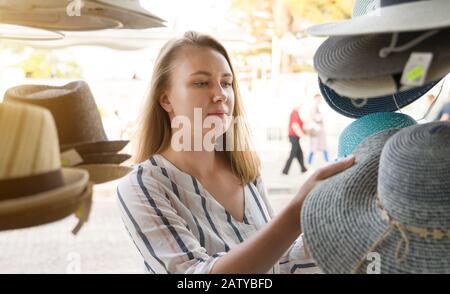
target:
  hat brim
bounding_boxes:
[302,130,450,273]
[307,0,450,36]
[80,152,131,165]
[0,168,89,230]
[60,140,129,155]
[76,164,132,184]
[88,0,166,29]
[319,77,439,118]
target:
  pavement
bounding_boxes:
[0,148,332,274]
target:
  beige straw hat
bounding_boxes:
[4,81,133,183]
[0,102,90,231]
[0,0,165,31]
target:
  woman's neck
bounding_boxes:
[160,148,225,180]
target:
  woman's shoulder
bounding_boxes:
[117,157,166,192]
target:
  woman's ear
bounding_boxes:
[159,91,173,114]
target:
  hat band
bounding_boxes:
[0,169,64,200]
[381,0,424,8]
[351,195,450,273]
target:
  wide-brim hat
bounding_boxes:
[307,0,450,37]
[76,164,132,184]
[0,168,89,231]
[0,0,165,31]
[315,28,450,81]
[338,112,417,158]
[319,77,438,118]
[4,81,129,155]
[302,122,450,273]
[301,129,400,273]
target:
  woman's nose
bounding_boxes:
[212,84,228,103]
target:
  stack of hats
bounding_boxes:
[300,0,450,273]
[4,80,132,184]
[308,0,450,118]
[1,80,133,233]
[0,102,92,234]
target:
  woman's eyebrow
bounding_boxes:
[190,71,233,77]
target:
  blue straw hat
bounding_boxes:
[302,122,450,273]
[319,76,438,119]
[338,112,417,158]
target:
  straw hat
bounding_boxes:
[0,102,89,230]
[338,112,417,158]
[4,80,129,155]
[307,0,450,37]
[302,122,450,273]
[301,129,399,273]
[314,28,450,81]
[0,0,165,31]
[318,77,437,118]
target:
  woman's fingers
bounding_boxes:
[314,155,356,180]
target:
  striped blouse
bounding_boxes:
[116,154,320,274]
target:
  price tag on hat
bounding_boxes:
[400,52,433,87]
[60,149,83,167]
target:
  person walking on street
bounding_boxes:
[282,106,308,175]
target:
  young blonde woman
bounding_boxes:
[117,31,355,274]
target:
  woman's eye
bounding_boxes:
[221,82,232,88]
[194,81,208,87]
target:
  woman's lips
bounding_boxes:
[207,112,227,117]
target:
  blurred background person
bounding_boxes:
[282,105,308,175]
[306,94,329,166]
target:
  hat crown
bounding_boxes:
[0,102,60,179]
[379,122,450,228]
[338,112,416,157]
[4,81,107,148]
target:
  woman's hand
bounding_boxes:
[290,155,356,221]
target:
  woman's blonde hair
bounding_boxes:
[134,31,260,184]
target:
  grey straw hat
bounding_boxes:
[302,122,450,273]
[315,28,450,81]
[307,0,450,37]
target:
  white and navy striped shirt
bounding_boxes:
[116,154,319,274]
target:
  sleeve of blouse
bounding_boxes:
[254,176,321,274]
[116,165,226,274]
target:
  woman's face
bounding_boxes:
[160,45,235,147]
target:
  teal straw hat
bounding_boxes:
[338,112,417,158]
